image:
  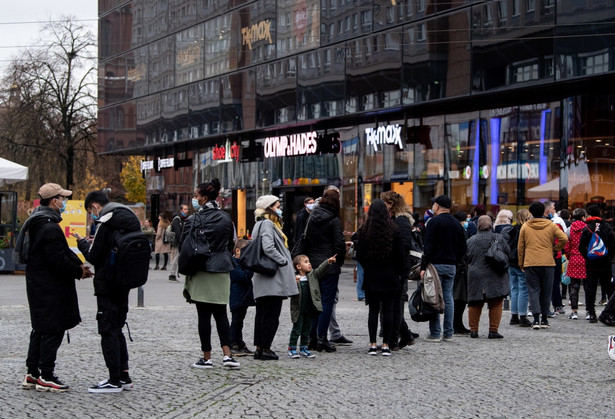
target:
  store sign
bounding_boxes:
[496,162,539,180]
[365,124,403,151]
[242,20,272,50]
[212,140,240,162]
[141,157,175,172]
[263,131,340,158]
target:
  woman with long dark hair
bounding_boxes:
[251,195,298,360]
[304,188,347,352]
[179,179,240,369]
[355,199,404,355]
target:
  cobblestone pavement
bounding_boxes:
[1,263,614,418]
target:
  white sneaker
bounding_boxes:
[222,356,240,368]
[192,358,213,369]
[569,312,578,320]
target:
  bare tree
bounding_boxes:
[0,16,97,191]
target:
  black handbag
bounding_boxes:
[409,282,439,322]
[239,222,278,276]
[178,214,211,276]
[485,234,509,273]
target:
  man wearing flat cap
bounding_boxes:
[420,194,467,343]
[17,183,92,392]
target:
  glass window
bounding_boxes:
[276,0,320,58]
[412,115,445,210]
[169,0,196,32]
[126,47,149,100]
[205,14,236,77]
[256,58,297,127]
[99,4,134,59]
[142,0,168,43]
[239,1,276,67]
[99,57,127,107]
[321,0,371,45]
[175,24,204,86]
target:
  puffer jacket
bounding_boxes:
[179,202,235,273]
[564,220,586,279]
[78,202,142,295]
[579,217,615,272]
[26,206,83,333]
[303,203,346,275]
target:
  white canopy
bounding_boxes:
[0,157,28,187]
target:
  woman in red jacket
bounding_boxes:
[564,208,587,320]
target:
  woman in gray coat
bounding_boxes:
[466,215,510,339]
[251,195,298,360]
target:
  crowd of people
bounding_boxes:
[18,179,615,394]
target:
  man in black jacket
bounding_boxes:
[420,195,467,342]
[76,190,143,393]
[168,204,189,282]
[294,196,314,245]
[20,183,91,392]
[579,205,615,323]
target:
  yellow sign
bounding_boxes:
[59,200,87,262]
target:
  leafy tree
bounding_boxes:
[120,156,146,204]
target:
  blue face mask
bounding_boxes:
[275,209,283,218]
[58,199,66,214]
[192,198,201,211]
[180,211,187,217]
[463,221,468,230]
[548,213,554,219]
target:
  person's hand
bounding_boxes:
[296,275,301,283]
[73,233,85,241]
[327,254,337,264]
[80,265,93,279]
[420,270,425,280]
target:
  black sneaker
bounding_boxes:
[231,344,254,357]
[368,346,378,356]
[89,379,123,393]
[331,336,353,345]
[540,319,550,329]
[36,376,69,392]
[381,347,392,356]
[192,358,213,369]
[532,319,541,330]
[222,356,240,368]
[519,316,533,327]
[21,373,38,390]
[120,378,134,391]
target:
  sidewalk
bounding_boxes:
[1,263,613,418]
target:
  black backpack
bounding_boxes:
[409,282,439,322]
[110,230,150,289]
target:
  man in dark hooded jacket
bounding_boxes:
[19,183,91,392]
[76,190,142,393]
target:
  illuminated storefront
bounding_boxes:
[99,1,615,234]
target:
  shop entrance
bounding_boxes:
[273,186,325,246]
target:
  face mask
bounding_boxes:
[463,221,468,229]
[90,206,99,221]
[548,213,554,219]
[192,198,201,211]
[180,211,187,217]
[275,209,283,218]
[57,199,66,214]
[306,203,315,211]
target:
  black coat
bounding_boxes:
[170,212,187,247]
[303,203,346,275]
[77,203,142,295]
[356,228,405,295]
[229,257,255,311]
[579,217,615,272]
[179,204,235,273]
[294,207,310,244]
[26,206,83,333]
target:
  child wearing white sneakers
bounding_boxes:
[288,254,336,358]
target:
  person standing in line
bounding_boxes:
[507,209,533,327]
[380,190,418,348]
[421,195,467,342]
[229,239,255,356]
[294,196,314,245]
[466,216,510,339]
[579,205,615,323]
[154,212,171,270]
[251,195,299,360]
[18,183,92,392]
[141,218,155,259]
[452,211,470,335]
[76,190,147,393]
[559,208,572,300]
[564,208,587,320]
[544,201,567,316]
[168,204,189,282]
[517,201,568,330]
[355,199,405,356]
[303,188,347,352]
[179,179,240,369]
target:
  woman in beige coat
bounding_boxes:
[154,212,171,270]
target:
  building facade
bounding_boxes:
[98,0,615,236]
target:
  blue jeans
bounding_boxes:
[356,263,365,300]
[509,266,528,316]
[429,264,456,339]
[313,273,340,337]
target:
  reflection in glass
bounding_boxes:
[149,37,175,93]
[276,0,320,58]
[189,79,220,137]
[176,24,204,86]
[205,14,236,77]
[321,0,372,45]
[256,58,297,127]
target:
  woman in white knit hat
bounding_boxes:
[251,195,298,360]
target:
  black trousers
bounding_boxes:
[26,329,64,379]
[230,306,249,347]
[367,291,396,345]
[195,301,231,352]
[97,290,130,383]
[585,268,612,315]
[253,296,283,350]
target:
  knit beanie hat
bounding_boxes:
[255,195,279,210]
